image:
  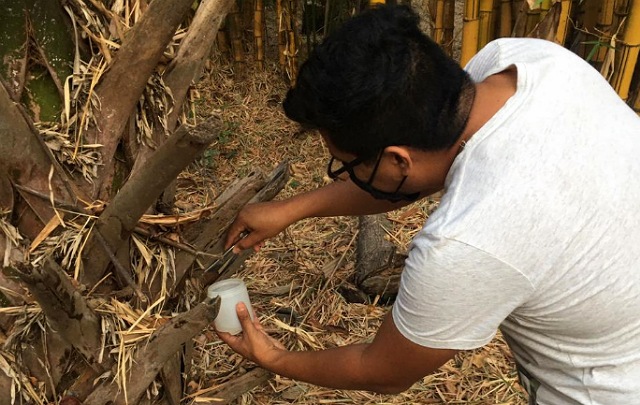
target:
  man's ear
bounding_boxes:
[384,146,413,175]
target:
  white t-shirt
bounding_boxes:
[392,38,640,404]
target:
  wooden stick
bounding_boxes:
[196,368,272,404]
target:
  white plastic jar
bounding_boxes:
[207,278,254,335]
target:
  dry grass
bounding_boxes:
[184,58,528,404]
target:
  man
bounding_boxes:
[217,5,640,404]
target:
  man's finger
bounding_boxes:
[234,234,261,253]
[236,302,257,336]
[216,330,240,347]
[225,224,244,250]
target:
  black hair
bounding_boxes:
[283,4,474,161]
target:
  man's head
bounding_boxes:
[283,4,474,163]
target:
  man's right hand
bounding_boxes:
[225,200,295,253]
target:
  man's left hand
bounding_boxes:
[216,302,287,367]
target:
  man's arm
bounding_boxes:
[227,179,435,251]
[218,303,458,394]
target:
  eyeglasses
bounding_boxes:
[327,155,372,182]
[326,153,420,203]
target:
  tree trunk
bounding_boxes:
[354,214,405,300]
[88,0,195,200]
[80,118,222,287]
[0,81,81,239]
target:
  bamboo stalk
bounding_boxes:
[461,0,481,66]
[254,0,265,69]
[632,84,640,113]
[579,0,602,60]
[524,3,541,35]
[276,0,286,68]
[499,0,512,37]
[492,0,501,38]
[555,0,572,45]
[217,27,232,62]
[443,0,456,55]
[601,0,617,25]
[593,0,618,64]
[285,0,299,82]
[610,0,640,101]
[540,0,552,19]
[433,0,446,45]
[512,0,527,37]
[228,2,244,66]
[478,0,495,49]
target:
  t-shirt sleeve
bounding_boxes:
[392,232,534,350]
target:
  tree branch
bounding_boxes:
[89,0,195,199]
[80,117,221,287]
[5,258,104,368]
[83,297,221,405]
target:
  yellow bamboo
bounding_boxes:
[461,0,481,66]
[254,0,265,69]
[499,0,512,37]
[276,0,286,68]
[632,85,640,113]
[555,0,572,45]
[478,0,495,48]
[600,0,616,25]
[433,0,446,44]
[593,0,618,64]
[631,65,640,111]
[285,0,299,82]
[443,0,456,55]
[610,0,640,101]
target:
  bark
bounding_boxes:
[211,161,290,283]
[170,172,268,295]
[83,297,221,405]
[354,214,396,285]
[155,162,287,304]
[160,354,183,405]
[527,1,561,41]
[0,81,81,238]
[202,368,272,404]
[130,0,235,210]
[353,214,408,301]
[0,171,13,214]
[163,0,235,127]
[6,258,103,366]
[357,257,405,301]
[89,0,195,200]
[79,117,221,287]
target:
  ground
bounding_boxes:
[184,58,528,404]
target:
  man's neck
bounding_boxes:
[460,67,518,145]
